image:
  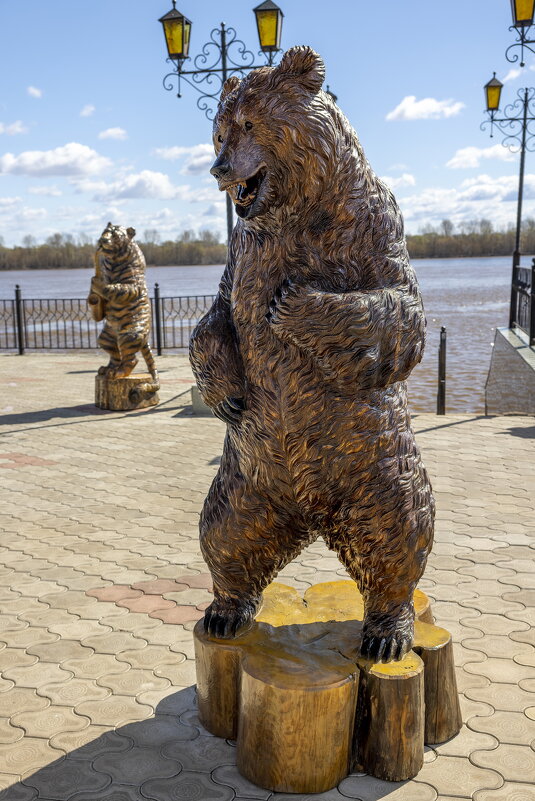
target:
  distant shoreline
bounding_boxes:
[0,263,226,273]
[0,253,519,272]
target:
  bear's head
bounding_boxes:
[210,46,337,222]
[97,222,136,258]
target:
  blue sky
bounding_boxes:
[1,0,534,245]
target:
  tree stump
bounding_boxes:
[95,373,159,410]
[193,580,461,794]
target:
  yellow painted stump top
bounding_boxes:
[198,581,451,687]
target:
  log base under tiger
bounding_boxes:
[95,373,159,410]
[194,581,462,794]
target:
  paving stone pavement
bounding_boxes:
[1,351,534,801]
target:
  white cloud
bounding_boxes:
[80,104,95,117]
[28,185,62,196]
[88,170,188,201]
[400,172,535,232]
[381,173,416,190]
[386,95,465,121]
[154,143,213,174]
[0,143,112,177]
[503,68,521,83]
[16,206,47,221]
[98,127,128,140]
[0,197,22,209]
[446,144,516,169]
[0,121,28,135]
[27,86,42,98]
[0,200,47,226]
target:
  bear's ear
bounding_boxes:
[220,76,241,102]
[275,46,325,94]
[126,227,136,239]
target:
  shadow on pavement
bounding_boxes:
[502,424,535,439]
[0,405,108,427]
[0,393,192,434]
[413,415,487,434]
[0,684,413,801]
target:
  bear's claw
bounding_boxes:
[360,632,412,663]
[204,596,259,639]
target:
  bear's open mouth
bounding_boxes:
[227,166,267,218]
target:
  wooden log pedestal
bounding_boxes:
[95,373,159,411]
[194,581,462,794]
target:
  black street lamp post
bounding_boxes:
[158,1,284,244]
[481,3,535,345]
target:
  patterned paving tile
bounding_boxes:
[0,718,24,744]
[131,579,189,594]
[337,776,438,800]
[75,695,152,726]
[141,770,234,801]
[24,758,110,800]
[60,654,130,679]
[94,746,182,786]
[468,710,535,745]
[0,779,37,800]
[471,743,535,781]
[0,738,62,779]
[415,754,503,796]
[473,786,535,801]
[466,682,535,712]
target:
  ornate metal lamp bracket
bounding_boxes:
[505,24,535,66]
[481,87,535,152]
[163,24,280,119]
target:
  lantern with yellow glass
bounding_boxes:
[159,1,192,62]
[484,73,503,114]
[254,0,284,60]
[511,0,535,27]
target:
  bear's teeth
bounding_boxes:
[237,184,256,205]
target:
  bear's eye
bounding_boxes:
[217,134,223,143]
[244,121,253,131]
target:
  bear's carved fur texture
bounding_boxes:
[190,47,434,663]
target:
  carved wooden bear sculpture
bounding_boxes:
[190,46,435,663]
[88,222,159,386]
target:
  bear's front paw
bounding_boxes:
[204,595,260,638]
[266,278,299,326]
[360,609,414,663]
[213,396,245,425]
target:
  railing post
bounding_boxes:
[530,258,535,346]
[437,326,446,415]
[14,284,24,355]
[154,282,162,356]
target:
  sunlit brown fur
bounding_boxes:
[190,47,434,663]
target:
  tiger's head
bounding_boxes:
[97,222,136,258]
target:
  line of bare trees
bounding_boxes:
[1,218,535,269]
[406,217,535,259]
[0,230,227,270]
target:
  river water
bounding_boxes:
[0,256,512,414]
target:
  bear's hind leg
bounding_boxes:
[327,508,433,663]
[201,448,311,638]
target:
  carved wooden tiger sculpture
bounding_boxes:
[88,223,159,387]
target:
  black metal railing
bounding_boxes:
[510,259,535,344]
[0,284,217,353]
